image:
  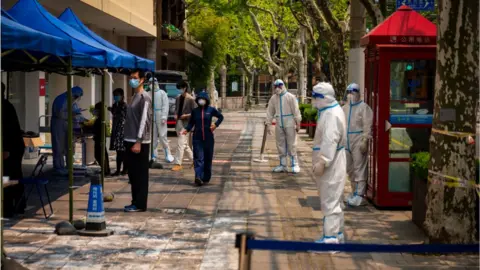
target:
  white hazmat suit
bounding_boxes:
[266,79,302,173]
[151,78,174,163]
[342,83,373,207]
[311,82,347,244]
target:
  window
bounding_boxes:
[390,60,435,116]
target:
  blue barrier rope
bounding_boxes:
[246,239,479,253]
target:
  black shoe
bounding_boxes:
[111,171,121,176]
[195,178,203,186]
[121,171,128,176]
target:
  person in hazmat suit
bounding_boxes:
[266,79,302,173]
[342,83,373,207]
[50,86,86,175]
[148,78,174,163]
[311,82,347,244]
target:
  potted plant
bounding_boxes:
[299,103,310,130]
[411,152,430,230]
[303,106,317,138]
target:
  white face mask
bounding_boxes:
[198,99,206,106]
[314,98,329,109]
[348,92,360,103]
[275,87,283,95]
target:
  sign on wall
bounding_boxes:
[232,81,238,92]
[396,0,435,11]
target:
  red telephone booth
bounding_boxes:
[361,5,437,207]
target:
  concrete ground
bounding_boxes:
[4,109,479,270]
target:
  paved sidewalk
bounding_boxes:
[4,109,479,269]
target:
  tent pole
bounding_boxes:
[67,58,74,224]
[150,72,155,163]
[101,72,106,188]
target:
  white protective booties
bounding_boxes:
[346,181,367,206]
[344,181,357,203]
[290,165,300,174]
[164,148,174,163]
[273,157,287,173]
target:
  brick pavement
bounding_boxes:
[4,109,479,269]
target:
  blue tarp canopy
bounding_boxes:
[2,9,73,72]
[1,11,71,57]
[59,8,155,71]
[8,0,137,70]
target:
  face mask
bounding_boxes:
[275,87,282,95]
[129,78,141,89]
[144,84,150,92]
[198,99,206,106]
[114,96,121,103]
[346,93,353,102]
[314,98,330,109]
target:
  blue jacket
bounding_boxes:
[186,92,224,141]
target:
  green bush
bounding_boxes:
[304,107,318,122]
[411,152,430,180]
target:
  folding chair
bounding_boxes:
[16,154,53,219]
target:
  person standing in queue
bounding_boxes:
[2,83,26,216]
[171,81,196,171]
[182,92,224,186]
[108,88,128,176]
[123,70,152,212]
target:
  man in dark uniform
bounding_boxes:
[2,83,26,216]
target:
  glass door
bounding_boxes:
[388,59,435,193]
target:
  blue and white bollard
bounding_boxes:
[78,175,113,237]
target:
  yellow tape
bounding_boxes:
[428,170,479,197]
[431,128,475,138]
[391,138,410,149]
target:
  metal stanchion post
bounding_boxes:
[236,233,254,270]
[253,123,269,163]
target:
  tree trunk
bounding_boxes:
[207,66,216,106]
[328,34,348,98]
[256,73,261,104]
[245,71,254,111]
[220,64,227,108]
[241,68,246,97]
[424,0,479,244]
[297,54,306,103]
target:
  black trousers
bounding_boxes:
[94,142,110,175]
[3,150,26,216]
[125,141,150,210]
[116,150,128,173]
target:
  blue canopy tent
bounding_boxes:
[1,9,75,261]
[1,10,72,71]
[8,0,137,71]
[59,8,155,71]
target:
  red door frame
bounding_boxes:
[372,45,436,207]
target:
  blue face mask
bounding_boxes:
[129,78,141,89]
[114,96,121,103]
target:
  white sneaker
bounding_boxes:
[290,165,300,174]
[347,195,367,206]
[272,165,286,173]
